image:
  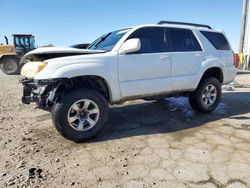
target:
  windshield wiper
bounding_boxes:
[93,32,111,49]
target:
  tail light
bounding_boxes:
[233,51,239,68]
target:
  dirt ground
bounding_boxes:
[0,71,250,188]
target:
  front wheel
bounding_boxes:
[189,77,222,113]
[52,89,108,142]
[0,56,21,75]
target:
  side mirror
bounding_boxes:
[119,38,141,55]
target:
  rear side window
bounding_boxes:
[200,31,230,50]
[127,27,166,53]
[169,28,202,52]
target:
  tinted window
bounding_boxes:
[200,31,230,50]
[127,27,166,53]
[169,28,202,52]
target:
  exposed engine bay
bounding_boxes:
[20,47,105,65]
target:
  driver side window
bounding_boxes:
[127,27,166,54]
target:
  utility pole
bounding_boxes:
[239,0,247,54]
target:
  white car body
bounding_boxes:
[22,23,237,103]
[20,22,238,141]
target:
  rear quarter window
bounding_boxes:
[200,31,230,50]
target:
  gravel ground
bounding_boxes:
[0,71,250,188]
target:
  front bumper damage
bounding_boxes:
[21,78,63,109]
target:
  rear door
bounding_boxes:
[167,28,204,91]
[118,27,172,98]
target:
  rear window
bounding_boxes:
[200,31,230,50]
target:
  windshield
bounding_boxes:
[88,28,130,51]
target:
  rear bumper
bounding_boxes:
[223,66,238,84]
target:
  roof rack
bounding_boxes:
[158,21,212,29]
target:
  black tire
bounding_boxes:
[189,77,221,113]
[52,89,108,142]
[0,56,21,75]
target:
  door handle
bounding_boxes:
[195,54,203,57]
[160,55,171,61]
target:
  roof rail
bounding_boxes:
[158,21,212,29]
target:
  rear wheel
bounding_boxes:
[189,77,221,113]
[0,56,20,75]
[52,89,108,142]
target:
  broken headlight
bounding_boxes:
[21,61,47,79]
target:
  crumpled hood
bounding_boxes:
[25,46,105,55]
[20,46,105,64]
[32,50,117,80]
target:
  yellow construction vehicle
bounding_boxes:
[0,34,36,75]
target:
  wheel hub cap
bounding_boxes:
[67,99,100,132]
[79,110,88,119]
[4,60,17,73]
[202,84,217,107]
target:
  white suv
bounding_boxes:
[21,21,237,141]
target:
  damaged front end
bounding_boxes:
[21,78,64,110]
[19,47,107,110]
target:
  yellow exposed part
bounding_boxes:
[21,62,47,79]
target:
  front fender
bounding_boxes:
[37,63,121,102]
[50,63,108,78]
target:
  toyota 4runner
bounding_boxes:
[20,21,237,141]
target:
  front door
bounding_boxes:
[118,27,171,99]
